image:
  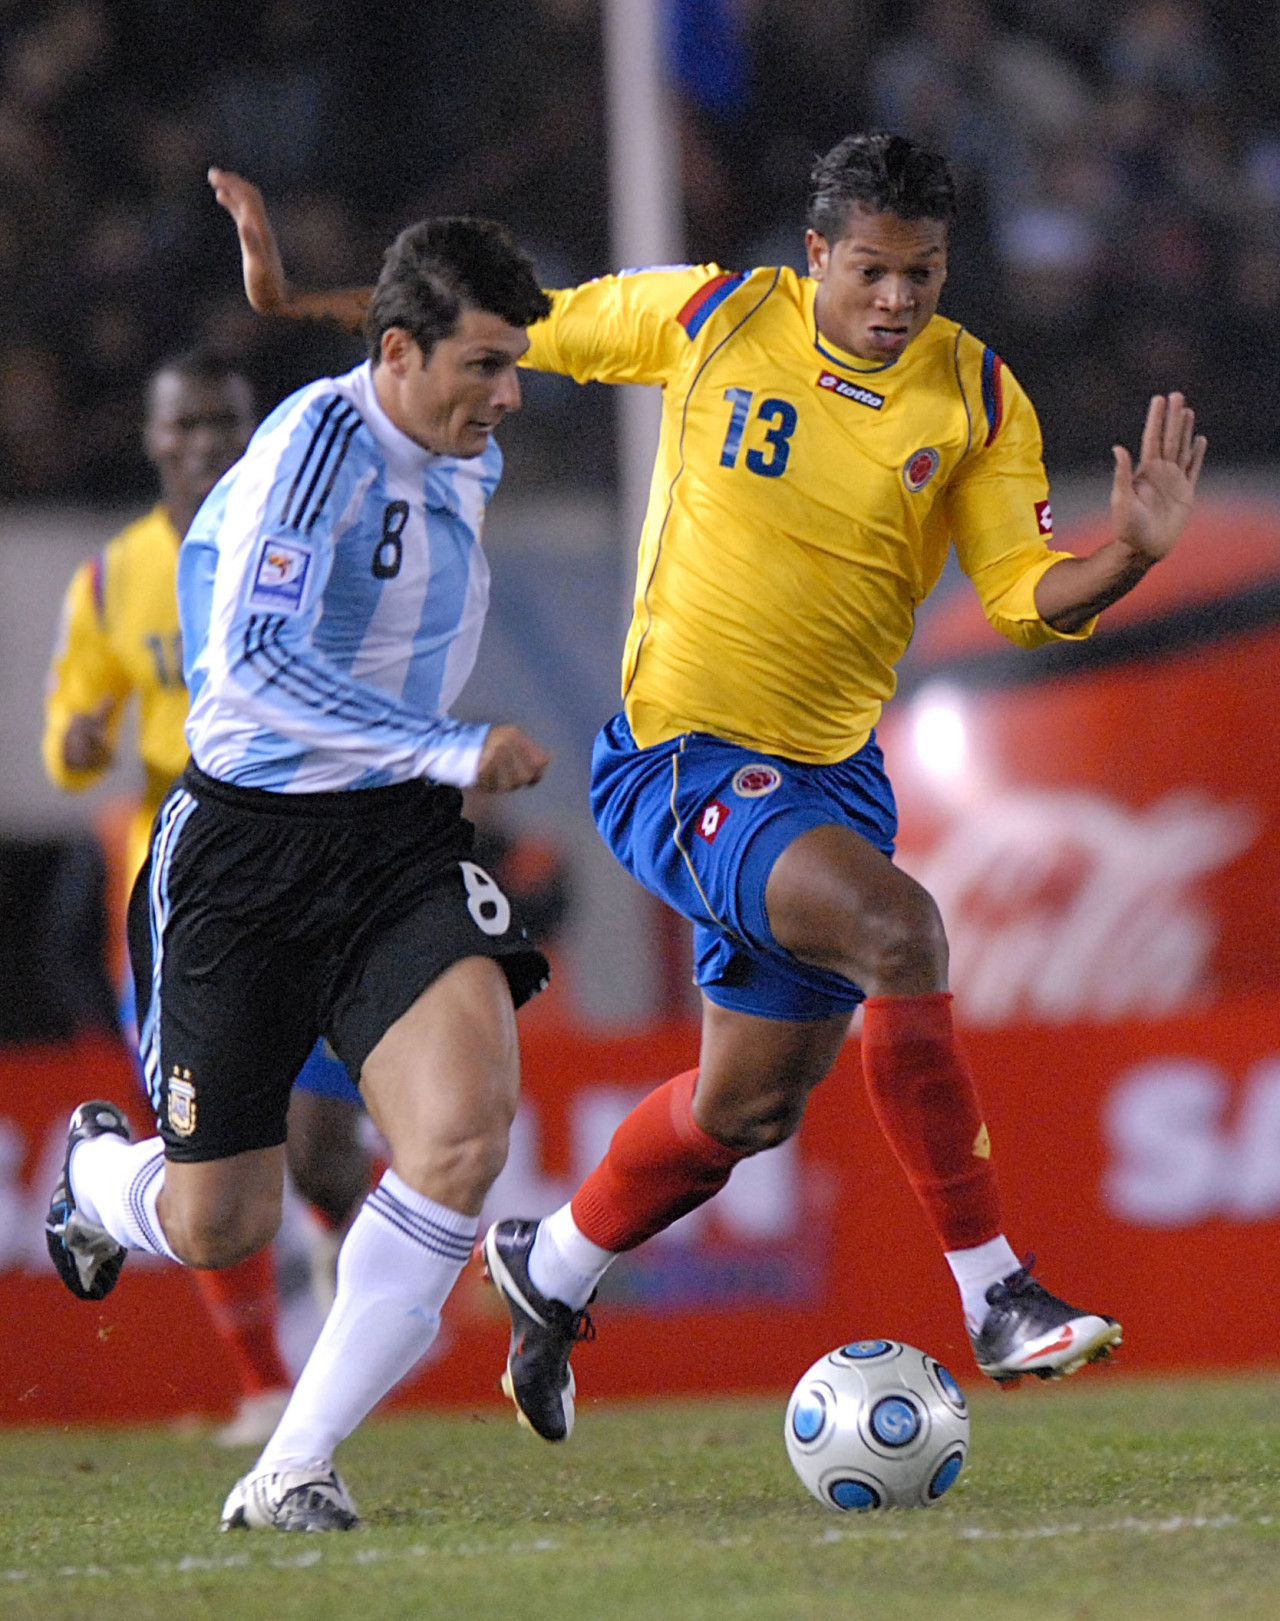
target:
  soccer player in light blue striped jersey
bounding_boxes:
[46,215,556,1532]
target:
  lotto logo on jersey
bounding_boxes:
[732,764,782,799]
[903,447,940,492]
[816,371,885,410]
[249,537,312,613]
[1035,499,1053,535]
[696,799,731,843]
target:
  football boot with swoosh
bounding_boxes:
[971,1258,1122,1385]
[482,1217,595,1442]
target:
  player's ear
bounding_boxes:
[805,229,828,280]
[378,327,418,375]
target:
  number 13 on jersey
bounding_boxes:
[719,388,797,479]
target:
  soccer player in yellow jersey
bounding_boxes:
[43,350,369,1445]
[210,133,1206,1440]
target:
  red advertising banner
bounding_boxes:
[3,497,1279,1426]
[4,997,1280,1428]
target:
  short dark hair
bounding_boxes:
[364,217,552,363]
[807,133,956,241]
[148,346,252,400]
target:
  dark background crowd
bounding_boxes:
[1,0,1278,505]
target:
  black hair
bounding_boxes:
[147,346,253,399]
[364,217,552,363]
[807,133,957,240]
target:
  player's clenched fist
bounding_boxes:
[475,725,550,792]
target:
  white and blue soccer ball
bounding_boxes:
[784,1339,969,1511]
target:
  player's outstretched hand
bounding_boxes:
[62,695,116,773]
[207,168,291,314]
[208,167,370,330]
[1111,392,1208,564]
[475,726,550,792]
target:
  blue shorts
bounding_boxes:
[292,1039,363,1104]
[590,714,898,1021]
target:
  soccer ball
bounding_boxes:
[784,1340,969,1511]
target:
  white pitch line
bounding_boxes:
[1,1515,1274,1586]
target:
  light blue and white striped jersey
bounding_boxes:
[180,361,500,792]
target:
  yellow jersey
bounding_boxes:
[525,264,1090,763]
[43,505,189,884]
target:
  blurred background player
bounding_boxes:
[209,134,1204,1444]
[42,348,370,1445]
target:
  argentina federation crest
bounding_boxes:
[167,1067,197,1137]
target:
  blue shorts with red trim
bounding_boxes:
[589,713,898,1021]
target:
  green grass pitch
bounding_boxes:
[2,1377,1279,1621]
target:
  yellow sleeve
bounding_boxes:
[945,365,1096,648]
[42,556,130,791]
[523,265,725,386]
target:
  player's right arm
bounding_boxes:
[42,555,130,790]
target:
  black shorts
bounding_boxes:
[128,765,549,1163]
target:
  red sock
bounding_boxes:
[860,993,1002,1251]
[570,1070,745,1252]
[192,1249,290,1396]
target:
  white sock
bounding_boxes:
[945,1234,1021,1332]
[256,1169,476,1472]
[528,1202,615,1310]
[69,1133,178,1260]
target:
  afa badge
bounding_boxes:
[167,1067,197,1137]
[732,764,782,799]
[903,447,940,492]
[249,537,311,613]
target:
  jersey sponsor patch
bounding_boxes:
[732,764,782,799]
[696,799,731,843]
[903,447,940,492]
[816,371,885,410]
[249,537,312,613]
[1035,498,1053,535]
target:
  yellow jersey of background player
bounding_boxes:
[43,354,256,886]
[525,262,1082,764]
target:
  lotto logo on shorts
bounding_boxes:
[732,764,782,799]
[249,537,312,613]
[902,447,940,492]
[167,1067,197,1137]
[696,799,730,843]
[1035,498,1053,535]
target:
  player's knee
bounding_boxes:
[288,1139,369,1228]
[697,1090,805,1154]
[858,883,948,991]
[397,1119,512,1208]
[164,1199,280,1270]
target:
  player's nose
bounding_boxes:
[491,366,522,413]
[875,275,916,312]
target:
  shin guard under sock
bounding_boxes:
[860,993,1002,1251]
[569,1070,744,1253]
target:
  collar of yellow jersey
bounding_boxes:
[805,278,903,376]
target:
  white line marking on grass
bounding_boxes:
[1,1514,1272,1587]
